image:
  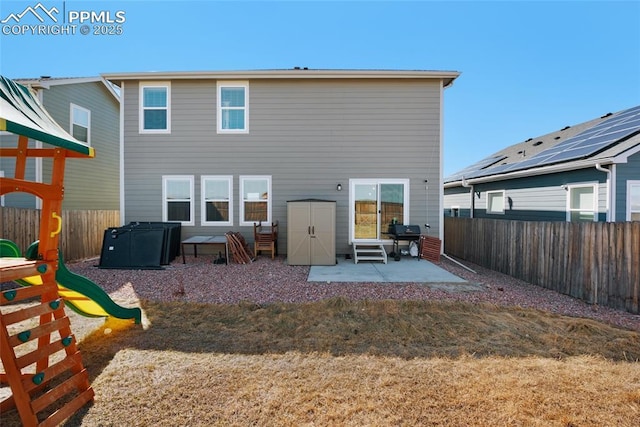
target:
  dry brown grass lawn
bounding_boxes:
[2,298,639,426]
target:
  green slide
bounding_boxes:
[3,239,142,324]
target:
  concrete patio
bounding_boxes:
[308,256,467,283]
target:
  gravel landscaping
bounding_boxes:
[66,254,640,332]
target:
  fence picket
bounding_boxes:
[444,217,639,314]
[1,207,119,261]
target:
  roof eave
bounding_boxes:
[102,69,461,85]
[444,157,618,188]
[16,76,120,102]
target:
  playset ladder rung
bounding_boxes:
[1,285,48,305]
[39,388,95,427]
[17,335,74,370]
[21,352,83,394]
[1,275,93,426]
[2,298,62,325]
[31,368,92,413]
[8,317,70,348]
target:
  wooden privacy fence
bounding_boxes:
[0,207,120,261]
[444,217,640,314]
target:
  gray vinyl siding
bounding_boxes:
[472,168,608,221]
[40,82,120,210]
[616,151,640,221]
[0,134,37,208]
[443,186,472,217]
[122,78,443,255]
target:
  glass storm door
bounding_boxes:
[354,183,378,239]
[351,180,407,241]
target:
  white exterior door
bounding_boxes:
[349,179,410,243]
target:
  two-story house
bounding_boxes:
[102,68,460,258]
[444,105,640,222]
[0,76,120,210]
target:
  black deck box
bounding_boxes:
[99,222,181,269]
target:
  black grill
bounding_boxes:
[388,224,421,261]
[388,224,421,237]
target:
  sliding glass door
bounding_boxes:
[350,179,409,242]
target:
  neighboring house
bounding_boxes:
[444,105,640,222]
[102,68,460,256]
[0,76,120,210]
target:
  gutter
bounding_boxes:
[444,157,616,189]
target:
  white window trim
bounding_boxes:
[162,175,194,226]
[139,81,171,133]
[348,178,410,243]
[566,182,598,222]
[217,81,249,134]
[0,171,4,207]
[627,180,640,221]
[451,205,460,217]
[486,190,505,214]
[239,175,271,226]
[70,103,91,145]
[201,175,233,226]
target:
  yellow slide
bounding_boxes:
[2,239,141,323]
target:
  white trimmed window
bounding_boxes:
[239,176,270,226]
[162,176,194,225]
[70,103,90,143]
[627,180,640,221]
[217,81,248,133]
[486,190,505,214]
[140,82,171,133]
[201,176,233,226]
[567,184,597,222]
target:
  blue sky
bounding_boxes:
[1,0,639,177]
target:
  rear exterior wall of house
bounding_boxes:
[120,78,445,255]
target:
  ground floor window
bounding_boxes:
[350,179,409,241]
[486,190,505,214]
[162,175,194,225]
[627,180,640,221]
[567,183,597,222]
[239,175,271,226]
[201,176,233,226]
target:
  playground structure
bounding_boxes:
[0,76,139,425]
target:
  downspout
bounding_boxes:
[118,81,126,225]
[595,163,611,222]
[593,162,611,307]
[462,177,474,218]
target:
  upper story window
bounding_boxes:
[162,175,194,225]
[239,176,270,226]
[567,183,597,222]
[217,81,248,133]
[627,181,640,221]
[140,82,171,133]
[70,103,90,144]
[486,190,505,214]
[201,176,233,226]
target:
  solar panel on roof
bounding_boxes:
[445,154,507,182]
[494,105,640,173]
